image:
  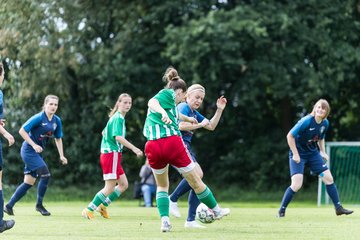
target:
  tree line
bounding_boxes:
[0,0,359,192]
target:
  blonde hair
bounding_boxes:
[42,95,59,110]
[311,99,331,119]
[187,84,205,96]
[109,93,131,118]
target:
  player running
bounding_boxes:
[4,95,68,216]
[82,93,143,220]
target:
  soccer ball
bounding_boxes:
[196,203,215,224]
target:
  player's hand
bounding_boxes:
[60,156,68,165]
[0,119,6,127]
[187,117,198,124]
[292,154,300,163]
[161,113,172,124]
[216,96,227,110]
[200,119,210,127]
[4,132,15,146]
[320,151,329,161]
[133,148,144,158]
[32,144,43,153]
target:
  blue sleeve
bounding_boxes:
[177,103,191,117]
[54,116,63,138]
[194,110,206,122]
[22,113,42,133]
[320,119,329,139]
[289,115,311,136]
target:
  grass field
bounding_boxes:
[1,201,359,240]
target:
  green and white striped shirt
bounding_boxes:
[101,111,126,153]
[143,89,181,140]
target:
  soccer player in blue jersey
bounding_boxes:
[4,95,68,216]
[143,67,230,232]
[169,84,227,228]
[0,63,15,233]
[278,99,353,217]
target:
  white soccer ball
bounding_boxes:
[196,203,215,224]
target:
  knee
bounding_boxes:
[119,182,128,192]
[321,172,334,184]
[291,182,302,192]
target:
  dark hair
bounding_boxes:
[0,63,3,76]
[162,67,187,92]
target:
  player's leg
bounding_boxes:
[278,153,305,217]
[35,166,51,216]
[169,178,189,218]
[0,168,15,233]
[153,166,172,232]
[185,163,204,228]
[145,138,172,232]
[169,145,199,217]
[278,173,303,217]
[5,174,35,215]
[6,150,39,215]
[82,179,116,220]
[309,154,353,216]
[104,173,127,206]
[98,152,126,217]
[184,189,204,228]
[182,170,230,220]
[321,170,353,216]
[167,136,229,220]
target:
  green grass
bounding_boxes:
[1,201,359,239]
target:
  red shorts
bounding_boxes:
[145,135,195,174]
[100,152,124,180]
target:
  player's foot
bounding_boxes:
[214,207,230,220]
[184,220,206,228]
[336,206,353,216]
[169,198,181,218]
[36,204,51,216]
[0,220,15,233]
[96,204,110,219]
[3,205,14,216]
[277,210,285,218]
[82,208,94,220]
[161,220,172,232]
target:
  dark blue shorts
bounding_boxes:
[289,151,328,177]
[21,146,50,178]
[184,141,197,163]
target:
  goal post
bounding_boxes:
[317,142,360,206]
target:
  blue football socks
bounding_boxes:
[170,178,192,202]
[279,187,296,212]
[326,183,341,209]
[7,183,32,208]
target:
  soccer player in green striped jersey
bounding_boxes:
[143,67,230,232]
[82,93,143,220]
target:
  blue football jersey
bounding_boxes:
[290,115,329,157]
[22,111,63,150]
[177,102,206,143]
